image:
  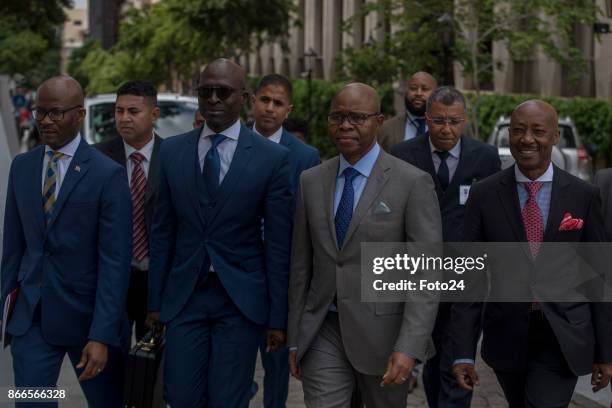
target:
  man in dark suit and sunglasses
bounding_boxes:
[147,59,293,407]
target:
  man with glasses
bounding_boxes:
[391,86,500,408]
[1,75,132,407]
[379,71,437,152]
[288,82,442,407]
[146,59,293,406]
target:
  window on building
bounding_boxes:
[74,20,82,26]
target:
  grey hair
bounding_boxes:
[426,86,466,113]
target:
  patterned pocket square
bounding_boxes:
[373,201,391,215]
[559,212,584,231]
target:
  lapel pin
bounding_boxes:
[75,165,81,172]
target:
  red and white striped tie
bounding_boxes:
[130,152,149,261]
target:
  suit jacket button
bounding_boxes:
[338,262,343,267]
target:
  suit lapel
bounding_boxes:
[497,166,528,243]
[46,140,90,232]
[145,135,162,204]
[207,125,253,222]
[108,136,127,167]
[322,157,340,253]
[182,129,205,227]
[393,113,407,147]
[413,135,442,196]
[543,166,569,242]
[279,129,292,149]
[342,151,390,248]
[27,147,46,235]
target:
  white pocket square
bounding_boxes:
[373,201,391,214]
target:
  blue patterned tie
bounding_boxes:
[203,133,226,196]
[335,167,360,249]
[415,117,426,137]
[435,150,450,191]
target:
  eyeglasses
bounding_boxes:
[429,117,465,126]
[196,86,235,100]
[32,105,82,122]
[328,112,380,125]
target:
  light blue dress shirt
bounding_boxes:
[333,143,381,215]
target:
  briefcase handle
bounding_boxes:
[136,323,164,352]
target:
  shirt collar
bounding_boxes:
[514,162,554,182]
[253,125,283,144]
[123,135,155,163]
[338,143,381,179]
[45,134,81,158]
[200,118,241,141]
[405,109,424,125]
[428,137,462,159]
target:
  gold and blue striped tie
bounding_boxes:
[43,150,64,224]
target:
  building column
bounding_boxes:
[322,0,342,80]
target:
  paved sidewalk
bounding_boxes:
[250,354,607,408]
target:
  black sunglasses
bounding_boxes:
[196,86,235,100]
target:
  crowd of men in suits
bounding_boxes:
[2,56,612,408]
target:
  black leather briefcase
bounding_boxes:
[123,326,165,408]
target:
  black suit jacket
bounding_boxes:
[391,135,501,242]
[452,165,612,375]
[594,168,612,240]
[95,135,162,237]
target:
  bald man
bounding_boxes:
[1,76,132,407]
[452,100,612,407]
[147,59,293,406]
[287,83,442,407]
[379,71,437,152]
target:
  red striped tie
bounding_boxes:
[130,152,148,261]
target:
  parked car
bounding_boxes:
[488,116,593,181]
[83,93,198,144]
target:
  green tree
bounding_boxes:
[0,0,72,86]
[76,0,295,94]
[340,0,600,138]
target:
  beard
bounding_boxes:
[405,96,426,117]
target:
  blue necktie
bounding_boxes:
[435,150,450,191]
[415,117,426,137]
[203,133,226,196]
[335,167,359,249]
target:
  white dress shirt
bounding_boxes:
[198,119,241,183]
[429,137,461,183]
[124,136,155,183]
[254,125,283,144]
[42,134,81,198]
[124,136,155,271]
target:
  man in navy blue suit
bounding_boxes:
[147,59,294,407]
[250,74,320,408]
[1,76,132,407]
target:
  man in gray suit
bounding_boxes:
[287,83,442,407]
[594,168,612,240]
[379,71,437,152]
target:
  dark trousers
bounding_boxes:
[127,267,148,342]
[11,324,124,408]
[164,272,264,407]
[494,312,578,408]
[259,336,290,408]
[423,303,473,408]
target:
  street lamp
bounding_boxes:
[302,47,318,123]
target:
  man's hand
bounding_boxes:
[145,312,161,329]
[453,363,479,391]
[591,363,612,392]
[381,352,416,387]
[76,341,108,381]
[266,329,286,352]
[289,350,301,380]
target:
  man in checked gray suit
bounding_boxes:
[287,83,442,407]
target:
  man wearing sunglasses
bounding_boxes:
[147,59,293,407]
[1,76,132,407]
[391,86,500,408]
[288,83,442,407]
